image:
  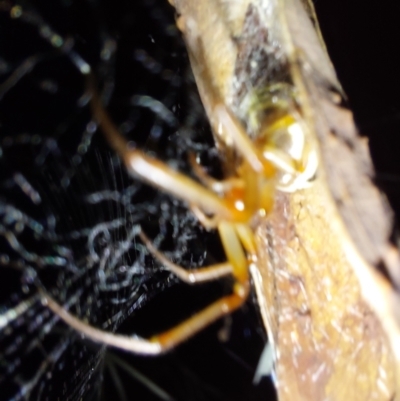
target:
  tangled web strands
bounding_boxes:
[0,0,272,399]
[0,1,245,400]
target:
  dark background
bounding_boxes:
[315,0,400,215]
[1,1,400,401]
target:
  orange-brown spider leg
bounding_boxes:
[41,222,250,354]
[213,104,267,174]
[151,221,250,350]
[139,229,233,283]
[188,152,245,194]
[235,223,258,257]
[87,75,246,223]
[190,205,220,229]
[41,279,249,355]
[150,282,249,351]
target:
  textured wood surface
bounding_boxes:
[169,0,400,399]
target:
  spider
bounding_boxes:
[40,9,318,356]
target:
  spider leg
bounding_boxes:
[188,152,244,194]
[41,221,250,354]
[215,104,298,176]
[141,221,252,351]
[213,104,267,174]
[190,206,220,229]
[151,283,249,351]
[87,74,247,223]
[235,223,257,257]
[139,229,233,283]
[40,290,162,355]
[40,280,248,355]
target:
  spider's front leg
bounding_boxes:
[87,74,244,223]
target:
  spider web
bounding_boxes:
[0,0,280,400]
[0,0,221,399]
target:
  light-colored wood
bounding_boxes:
[169,0,400,399]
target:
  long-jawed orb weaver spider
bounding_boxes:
[40,2,318,355]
